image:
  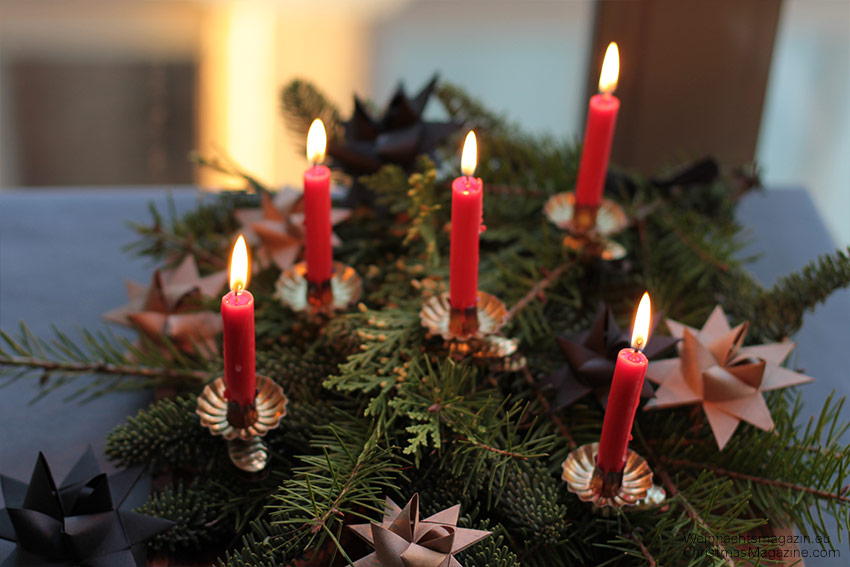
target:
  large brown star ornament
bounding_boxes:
[348,494,490,567]
[234,189,349,271]
[645,305,814,449]
[104,255,225,355]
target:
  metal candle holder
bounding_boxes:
[561,442,665,510]
[543,192,628,261]
[420,291,524,368]
[275,261,362,315]
[196,375,288,472]
[420,291,507,342]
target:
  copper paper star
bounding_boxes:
[542,302,677,411]
[233,189,349,271]
[103,255,225,355]
[645,305,813,450]
[348,494,490,567]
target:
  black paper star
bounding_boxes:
[541,302,678,411]
[328,75,461,204]
[0,448,173,567]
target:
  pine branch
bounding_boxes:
[0,323,210,401]
[664,458,850,504]
[137,482,228,552]
[280,79,343,154]
[189,151,270,195]
[123,188,251,270]
[505,261,573,323]
[105,395,223,470]
[0,354,207,383]
[265,415,404,561]
[629,532,658,567]
[499,464,570,546]
[522,366,577,450]
[651,467,737,567]
[747,246,850,340]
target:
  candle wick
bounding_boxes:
[464,175,470,188]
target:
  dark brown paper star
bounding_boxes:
[541,302,677,411]
[327,76,460,205]
[329,76,460,177]
[348,494,490,567]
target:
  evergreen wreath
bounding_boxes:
[1,77,849,567]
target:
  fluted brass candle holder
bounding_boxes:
[447,335,526,371]
[561,442,665,510]
[420,291,524,369]
[420,291,507,342]
[543,192,628,261]
[275,261,362,315]
[197,375,288,472]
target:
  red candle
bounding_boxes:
[449,131,483,310]
[575,42,621,208]
[597,292,651,473]
[304,119,333,283]
[222,235,256,407]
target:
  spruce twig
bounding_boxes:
[522,367,577,450]
[505,262,572,323]
[665,458,850,504]
[629,532,658,567]
[0,355,208,383]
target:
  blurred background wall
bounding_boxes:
[0,0,847,245]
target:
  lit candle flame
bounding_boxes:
[306,118,327,164]
[598,42,620,95]
[631,292,651,350]
[461,130,477,177]
[229,235,250,292]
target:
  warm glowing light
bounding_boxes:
[229,235,250,292]
[631,292,651,350]
[598,42,620,95]
[461,130,477,177]
[306,118,327,163]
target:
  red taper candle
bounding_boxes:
[597,292,651,473]
[575,42,621,208]
[222,235,256,407]
[304,119,333,283]
[449,131,483,310]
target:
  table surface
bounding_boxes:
[1,186,848,564]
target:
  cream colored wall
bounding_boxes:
[197,1,376,190]
[0,0,385,190]
[756,0,850,247]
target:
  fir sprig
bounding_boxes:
[0,322,211,402]
[266,415,404,564]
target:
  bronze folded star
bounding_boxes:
[348,494,490,567]
[645,305,814,449]
[234,189,349,271]
[103,255,225,356]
